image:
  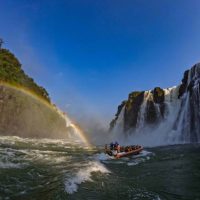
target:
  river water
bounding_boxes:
[0,136,200,200]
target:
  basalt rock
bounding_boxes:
[152,87,165,118]
[152,87,165,104]
[145,100,158,124]
[124,91,145,131]
[109,100,127,130]
[178,70,189,98]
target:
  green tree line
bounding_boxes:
[0,48,50,102]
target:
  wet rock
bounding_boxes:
[145,100,157,124]
[124,91,145,131]
[178,70,189,98]
[152,87,165,104]
[152,87,165,118]
[0,85,68,139]
[109,100,126,131]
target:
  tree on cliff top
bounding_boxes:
[0,48,50,102]
[0,38,3,49]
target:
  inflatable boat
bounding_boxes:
[115,146,143,158]
[105,145,143,159]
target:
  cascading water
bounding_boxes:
[174,64,200,142]
[110,63,200,146]
[55,108,91,147]
[136,91,152,131]
[111,106,126,141]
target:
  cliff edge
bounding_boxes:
[0,48,68,139]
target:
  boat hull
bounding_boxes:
[115,147,143,159]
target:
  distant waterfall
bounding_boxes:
[174,64,200,142]
[110,63,200,146]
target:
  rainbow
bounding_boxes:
[0,82,92,147]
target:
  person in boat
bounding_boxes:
[105,144,108,152]
[120,146,125,152]
[108,141,118,156]
[114,141,121,153]
[106,142,123,156]
[117,144,120,153]
[105,144,113,156]
[112,148,118,156]
[114,141,119,147]
[110,142,114,150]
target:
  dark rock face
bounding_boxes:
[124,91,145,131]
[145,100,158,124]
[144,87,165,124]
[178,70,189,98]
[109,100,127,130]
[110,88,165,131]
[152,87,165,104]
[152,87,165,118]
[183,64,200,142]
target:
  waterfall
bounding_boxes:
[55,108,91,146]
[136,91,154,131]
[174,64,200,143]
[111,106,126,141]
[110,63,200,146]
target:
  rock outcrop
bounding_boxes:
[0,84,68,138]
[124,91,145,131]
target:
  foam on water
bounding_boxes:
[0,137,75,171]
[133,150,154,158]
[0,135,85,148]
[94,150,154,167]
[64,161,110,194]
[0,161,25,169]
[94,152,114,161]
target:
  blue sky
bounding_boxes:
[1,0,200,125]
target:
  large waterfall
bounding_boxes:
[110,63,200,146]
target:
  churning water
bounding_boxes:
[0,136,200,200]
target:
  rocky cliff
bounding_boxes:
[0,84,69,138]
[0,49,70,139]
[110,63,200,143]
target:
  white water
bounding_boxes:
[53,107,90,146]
[110,87,183,147]
[94,150,154,168]
[64,161,110,194]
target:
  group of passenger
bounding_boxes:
[124,145,141,152]
[109,142,120,151]
[104,141,120,156]
[105,142,141,156]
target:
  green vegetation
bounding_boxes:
[0,49,50,102]
[152,87,165,104]
[0,38,3,49]
[126,91,144,111]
